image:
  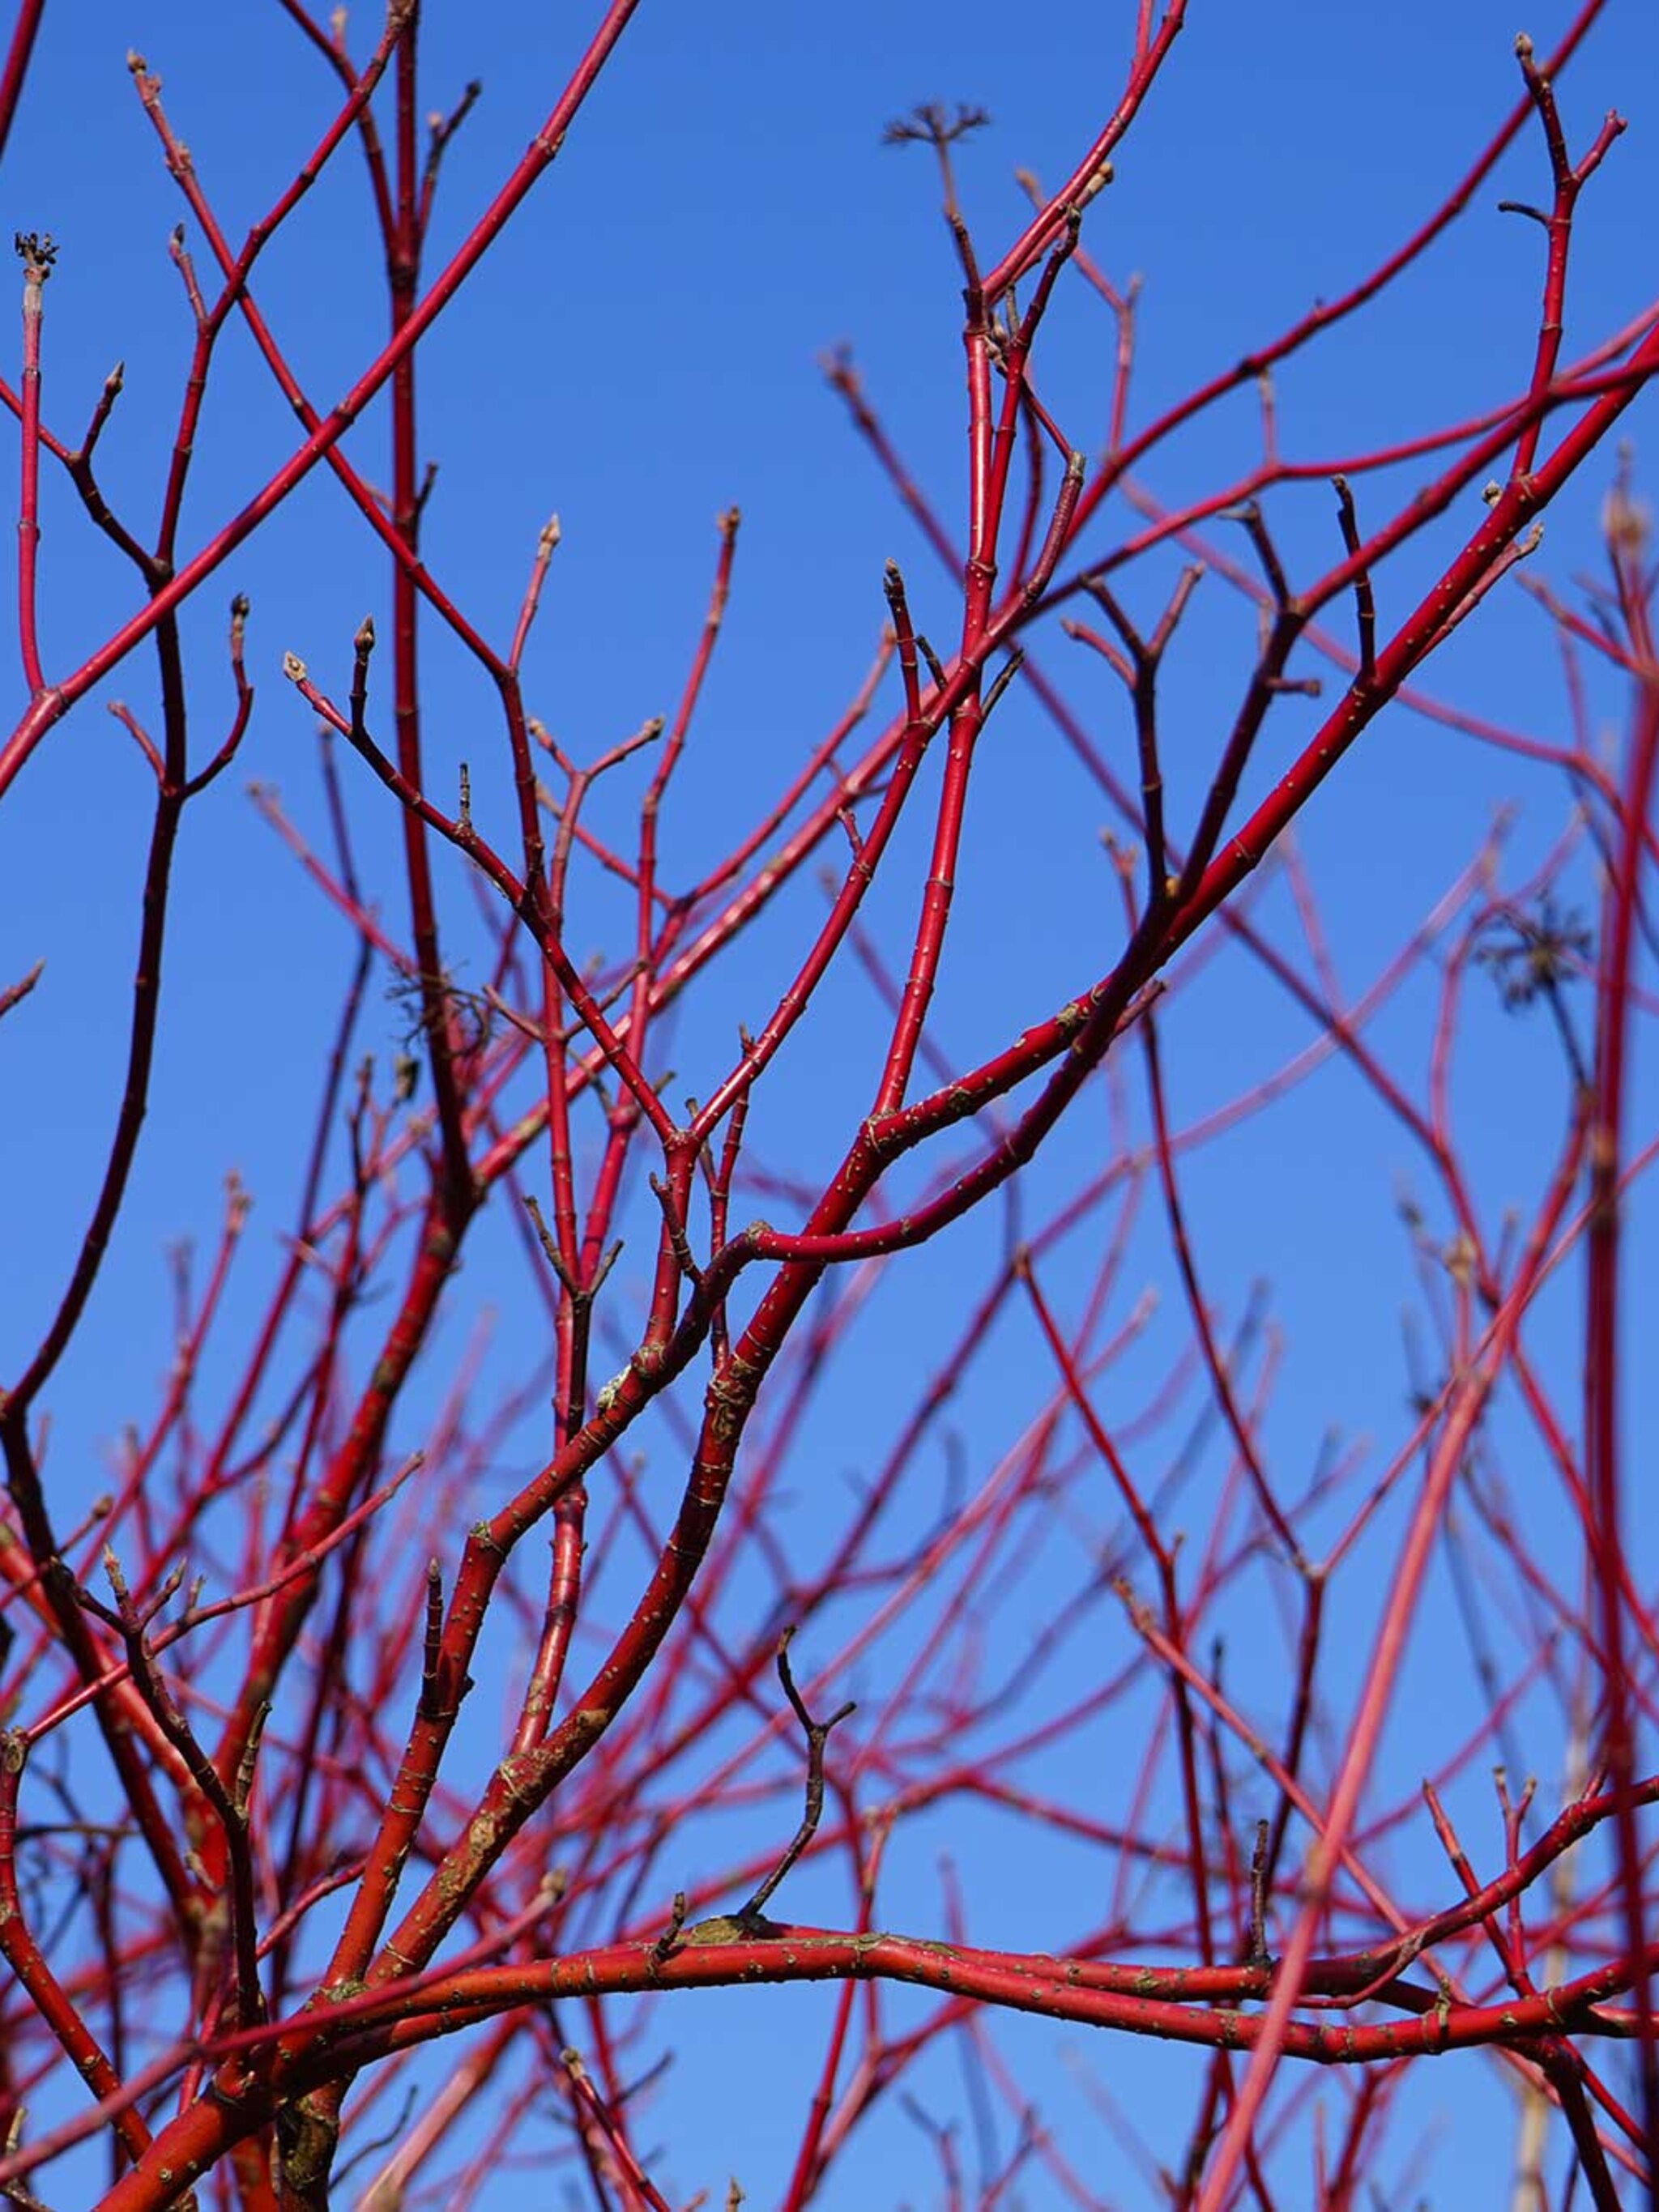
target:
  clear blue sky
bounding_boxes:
[2,2,1657,2203]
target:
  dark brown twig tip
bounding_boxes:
[650,1171,703,1286]
[429,79,483,151]
[419,1562,445,1720]
[650,1890,689,1966]
[881,101,992,152]
[0,959,45,1025]
[232,1703,268,1818]
[589,1238,624,1298]
[979,650,1026,722]
[522,1193,579,1298]
[1247,1818,1272,1966]
[735,1634,858,1924]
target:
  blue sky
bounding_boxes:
[2,2,1657,2205]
